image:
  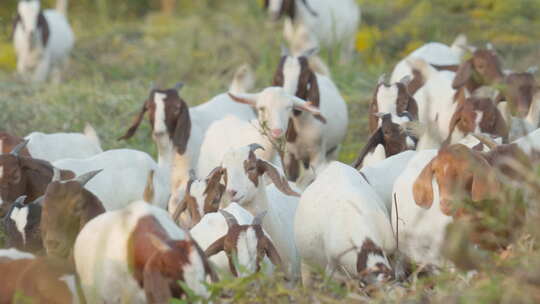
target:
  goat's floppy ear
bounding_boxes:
[307,71,320,108]
[118,101,149,140]
[452,60,473,89]
[143,259,172,304]
[172,102,191,155]
[256,160,300,197]
[412,158,436,209]
[262,236,282,268]
[205,235,226,258]
[291,97,327,123]
[228,92,259,107]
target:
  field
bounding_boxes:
[1,0,540,303]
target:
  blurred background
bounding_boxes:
[0,0,539,162]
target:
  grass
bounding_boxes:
[1,1,540,303]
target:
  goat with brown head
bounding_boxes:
[2,195,43,253]
[352,113,416,169]
[41,169,105,259]
[445,97,508,144]
[452,48,504,92]
[205,210,282,277]
[368,75,419,133]
[413,144,499,216]
[172,169,226,228]
[0,140,74,217]
[0,132,30,156]
[118,83,191,155]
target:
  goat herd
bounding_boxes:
[2,0,540,303]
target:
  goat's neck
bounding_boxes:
[245,183,269,216]
[154,135,175,171]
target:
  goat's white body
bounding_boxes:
[390,39,465,83]
[197,115,276,178]
[53,149,170,210]
[360,151,417,214]
[74,201,204,304]
[13,6,74,82]
[190,203,274,276]
[295,161,395,276]
[25,130,102,162]
[409,60,458,142]
[284,0,360,55]
[236,183,301,279]
[514,128,540,155]
[391,149,453,266]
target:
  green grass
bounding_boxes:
[1,1,540,303]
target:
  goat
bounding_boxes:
[295,161,395,285]
[74,200,215,303]
[368,75,419,134]
[118,81,255,206]
[264,0,360,60]
[205,144,302,279]
[2,170,104,256]
[390,34,468,83]
[190,205,282,277]
[53,149,170,209]
[0,132,30,156]
[13,0,74,82]
[169,171,225,229]
[445,97,508,144]
[24,124,103,162]
[0,140,75,217]
[196,115,277,179]
[0,255,79,304]
[352,113,416,169]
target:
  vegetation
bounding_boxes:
[1,0,539,303]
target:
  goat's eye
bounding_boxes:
[258,107,266,112]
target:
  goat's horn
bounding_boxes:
[220,210,239,228]
[252,210,267,226]
[74,169,103,186]
[10,140,29,157]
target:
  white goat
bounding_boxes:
[390,34,468,83]
[205,144,302,280]
[295,161,395,284]
[265,0,360,60]
[13,0,74,82]
[53,149,170,210]
[406,57,459,142]
[24,124,102,162]
[190,203,281,277]
[74,201,213,303]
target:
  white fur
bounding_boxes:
[153,92,168,135]
[276,0,360,58]
[361,144,387,168]
[391,149,453,266]
[25,130,103,162]
[0,248,35,260]
[390,35,467,83]
[74,201,208,304]
[407,58,459,142]
[295,161,395,280]
[218,146,301,279]
[190,203,274,277]
[13,0,74,82]
[53,149,170,210]
[59,275,80,304]
[9,205,29,244]
[513,128,540,155]
[229,64,255,94]
[360,150,417,213]
[196,115,277,178]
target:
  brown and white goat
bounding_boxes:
[0,140,74,217]
[190,207,282,277]
[74,201,216,303]
[368,75,419,134]
[445,97,509,144]
[0,132,30,156]
[352,113,416,169]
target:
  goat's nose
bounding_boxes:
[271,129,283,138]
